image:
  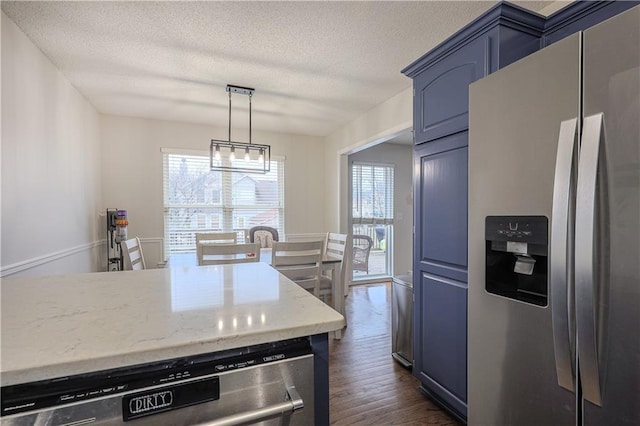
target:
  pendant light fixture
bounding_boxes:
[210,85,271,174]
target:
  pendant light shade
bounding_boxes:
[210,85,271,174]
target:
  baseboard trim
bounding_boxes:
[350,276,392,286]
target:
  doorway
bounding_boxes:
[341,129,413,288]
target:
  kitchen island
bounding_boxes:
[1,262,344,424]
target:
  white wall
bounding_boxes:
[348,143,413,276]
[323,87,413,232]
[100,114,326,267]
[1,12,103,277]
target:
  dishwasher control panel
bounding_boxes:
[1,337,311,418]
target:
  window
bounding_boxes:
[351,162,394,278]
[352,162,394,225]
[162,149,284,255]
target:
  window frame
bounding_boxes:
[351,161,395,226]
[161,148,285,255]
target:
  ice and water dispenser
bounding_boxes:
[485,216,548,306]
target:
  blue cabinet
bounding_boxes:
[413,137,469,417]
[412,38,487,143]
[416,273,468,411]
[415,133,468,283]
[404,4,544,145]
[403,2,545,421]
[403,1,640,422]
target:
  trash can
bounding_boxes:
[392,273,413,368]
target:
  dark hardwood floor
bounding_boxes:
[328,283,461,425]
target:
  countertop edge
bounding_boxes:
[1,316,345,387]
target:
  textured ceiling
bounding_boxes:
[2,1,559,137]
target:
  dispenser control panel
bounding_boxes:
[485,216,548,245]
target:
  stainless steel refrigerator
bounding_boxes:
[468,6,638,426]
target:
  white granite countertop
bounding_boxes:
[0,263,345,386]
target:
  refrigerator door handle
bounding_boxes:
[551,118,578,392]
[575,112,606,406]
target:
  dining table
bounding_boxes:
[195,246,345,339]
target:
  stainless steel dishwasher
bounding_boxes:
[391,273,413,368]
[1,338,313,425]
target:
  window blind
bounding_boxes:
[162,151,285,254]
[351,162,394,225]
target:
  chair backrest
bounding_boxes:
[196,232,238,263]
[272,241,323,296]
[121,237,146,270]
[325,232,348,260]
[196,232,238,245]
[199,243,261,266]
[285,233,326,242]
[325,232,351,281]
[249,226,279,248]
[284,233,326,254]
[352,234,373,273]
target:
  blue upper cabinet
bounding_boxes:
[402,2,545,145]
[411,38,487,144]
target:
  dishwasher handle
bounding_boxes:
[198,386,303,426]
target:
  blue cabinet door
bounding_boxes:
[412,134,469,419]
[413,272,468,417]
[414,133,468,282]
[413,35,488,144]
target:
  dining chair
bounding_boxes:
[284,233,326,254]
[199,243,261,265]
[352,234,373,274]
[271,241,323,296]
[319,233,350,304]
[248,226,279,248]
[121,237,146,270]
[196,232,238,265]
[196,232,237,245]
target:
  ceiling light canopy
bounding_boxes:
[210,85,271,174]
